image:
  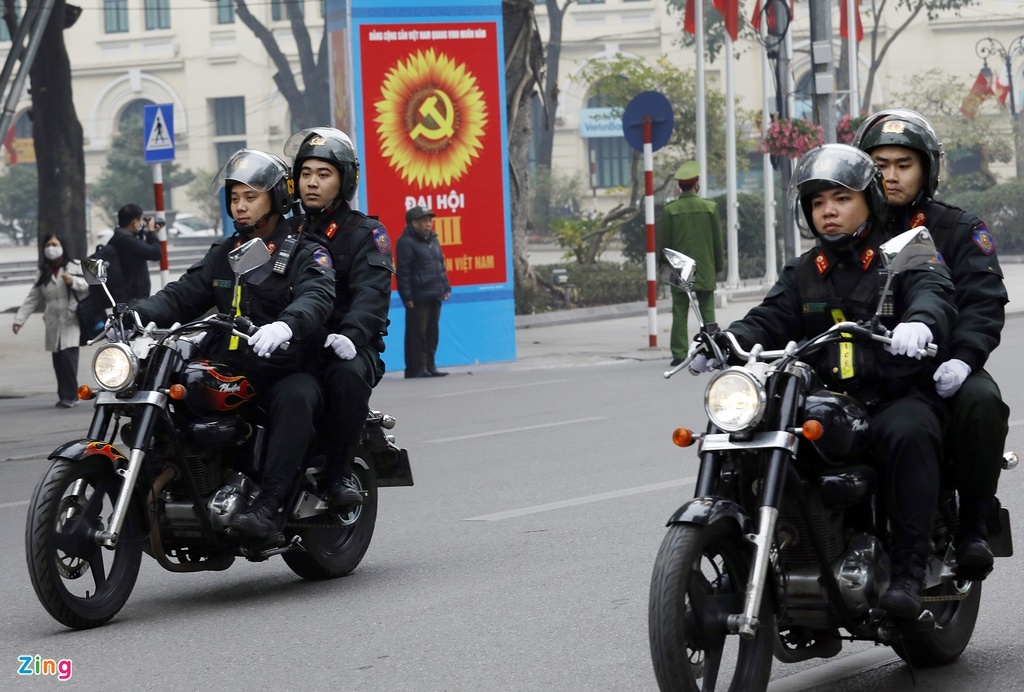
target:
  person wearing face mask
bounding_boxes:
[130,149,336,539]
[689,144,956,623]
[12,234,90,408]
[283,127,395,510]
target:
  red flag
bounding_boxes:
[684,0,696,35]
[3,125,16,165]
[839,0,863,43]
[713,0,739,41]
[961,68,995,119]
[995,66,1011,107]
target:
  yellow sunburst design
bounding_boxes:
[374,48,488,187]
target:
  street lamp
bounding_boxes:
[975,35,1024,177]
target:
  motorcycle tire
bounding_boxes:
[283,456,378,580]
[25,457,143,630]
[892,578,981,667]
[649,521,774,692]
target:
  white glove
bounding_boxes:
[248,321,292,358]
[885,322,932,359]
[686,339,720,374]
[325,333,356,360]
[933,358,971,398]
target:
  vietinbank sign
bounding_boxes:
[326,0,515,371]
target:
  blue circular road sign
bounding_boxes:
[622,91,674,152]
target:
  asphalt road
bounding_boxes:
[2,315,1023,690]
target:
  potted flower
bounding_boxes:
[759,117,825,159]
[836,114,867,145]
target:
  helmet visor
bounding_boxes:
[789,144,880,232]
[210,149,287,196]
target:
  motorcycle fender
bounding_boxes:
[49,438,128,466]
[666,497,752,535]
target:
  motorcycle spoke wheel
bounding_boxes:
[649,522,774,692]
[25,457,143,630]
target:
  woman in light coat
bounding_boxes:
[12,234,89,408]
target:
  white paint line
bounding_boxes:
[422,416,606,443]
[427,379,569,398]
[0,500,29,510]
[1008,419,1024,427]
[767,647,899,691]
[463,476,698,521]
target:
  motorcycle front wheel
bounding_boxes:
[649,521,774,692]
[283,456,378,580]
[25,457,143,630]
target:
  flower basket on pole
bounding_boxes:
[759,118,826,161]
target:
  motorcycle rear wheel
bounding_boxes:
[25,457,143,630]
[283,456,378,580]
[892,578,981,666]
[649,521,774,692]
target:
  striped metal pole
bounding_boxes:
[644,116,657,348]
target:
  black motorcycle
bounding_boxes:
[25,238,412,630]
[648,229,1016,691]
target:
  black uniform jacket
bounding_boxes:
[396,224,450,303]
[727,230,956,404]
[889,198,1007,374]
[134,223,335,374]
[294,201,394,353]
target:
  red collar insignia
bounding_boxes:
[266,241,276,254]
[861,247,876,270]
[910,211,927,229]
[815,252,829,275]
[325,222,338,239]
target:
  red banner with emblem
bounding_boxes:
[358,22,507,287]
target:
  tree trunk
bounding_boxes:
[29,0,86,259]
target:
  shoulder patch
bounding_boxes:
[312,247,333,269]
[372,227,392,254]
[972,225,995,255]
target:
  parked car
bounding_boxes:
[168,213,218,238]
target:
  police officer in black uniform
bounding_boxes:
[690,144,956,621]
[283,127,395,509]
[854,109,1010,579]
[132,149,336,538]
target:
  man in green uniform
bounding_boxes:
[854,109,1009,580]
[657,160,724,365]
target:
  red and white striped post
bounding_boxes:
[643,116,657,347]
[152,162,170,287]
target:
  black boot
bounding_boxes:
[326,472,363,510]
[880,544,928,620]
[955,495,995,580]
[230,483,286,538]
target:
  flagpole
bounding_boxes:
[695,0,707,198]
[846,0,859,115]
[761,19,777,285]
[725,34,739,288]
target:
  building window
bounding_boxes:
[272,0,304,21]
[217,0,235,24]
[118,99,155,133]
[586,80,631,189]
[578,0,606,4]
[213,97,246,136]
[144,0,170,29]
[104,0,129,33]
[216,141,247,167]
[0,1,22,41]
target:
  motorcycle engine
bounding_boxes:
[834,532,890,615]
[207,471,253,531]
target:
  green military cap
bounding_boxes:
[674,160,700,183]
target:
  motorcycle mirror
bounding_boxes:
[227,238,272,278]
[81,257,107,285]
[880,227,939,274]
[661,249,697,290]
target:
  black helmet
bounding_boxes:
[211,149,294,218]
[852,109,942,197]
[789,144,888,240]
[284,127,360,203]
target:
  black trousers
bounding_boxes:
[405,300,441,374]
[946,369,1008,500]
[870,390,945,551]
[52,347,79,402]
[261,372,323,489]
[321,350,377,476]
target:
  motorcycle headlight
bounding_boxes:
[92,342,139,392]
[705,368,766,433]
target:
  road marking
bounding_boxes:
[423,416,605,443]
[426,379,569,398]
[463,476,697,521]
[1009,418,1024,427]
[0,499,29,510]
[767,647,898,691]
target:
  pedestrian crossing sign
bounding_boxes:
[143,104,175,163]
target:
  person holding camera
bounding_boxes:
[109,203,162,305]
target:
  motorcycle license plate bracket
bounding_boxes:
[989,506,1013,558]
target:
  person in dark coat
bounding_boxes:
[690,144,955,622]
[109,203,161,305]
[854,109,1010,581]
[396,205,450,379]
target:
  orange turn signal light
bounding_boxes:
[168,384,187,401]
[77,385,94,400]
[801,420,824,440]
[672,428,695,447]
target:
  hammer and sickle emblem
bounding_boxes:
[409,90,456,142]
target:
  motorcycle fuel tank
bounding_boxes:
[804,388,870,466]
[179,359,257,417]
